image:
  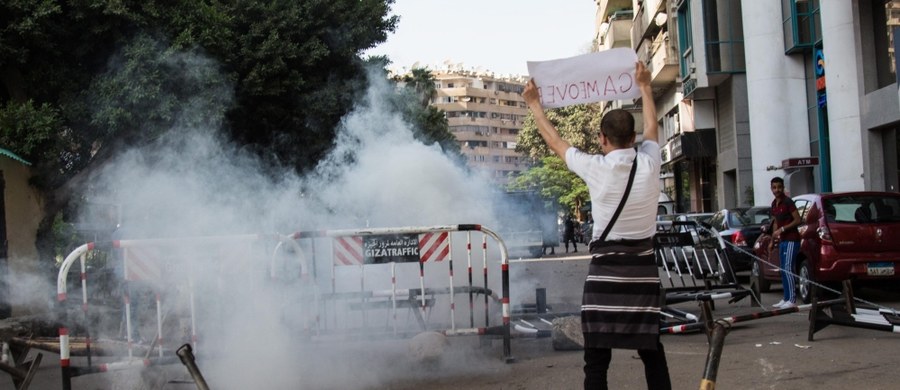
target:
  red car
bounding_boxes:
[751,192,900,303]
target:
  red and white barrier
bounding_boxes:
[55,233,305,390]
[288,224,512,361]
[54,225,514,390]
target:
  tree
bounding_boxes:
[0,0,400,263]
[514,104,604,215]
[391,66,461,159]
[507,155,589,213]
[401,67,438,106]
[516,104,603,158]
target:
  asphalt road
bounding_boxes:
[488,246,900,390]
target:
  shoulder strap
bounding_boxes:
[599,155,638,241]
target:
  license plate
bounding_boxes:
[867,262,895,276]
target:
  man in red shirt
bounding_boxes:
[768,177,802,308]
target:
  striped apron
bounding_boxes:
[582,238,661,350]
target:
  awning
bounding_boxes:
[0,147,31,166]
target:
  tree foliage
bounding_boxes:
[391,66,460,159]
[514,103,604,215]
[507,155,589,213]
[0,0,415,262]
[517,104,603,158]
[0,100,68,173]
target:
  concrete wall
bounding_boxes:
[821,0,867,191]
[742,0,810,205]
[1,158,45,316]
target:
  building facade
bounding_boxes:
[430,71,530,185]
[597,0,900,212]
[598,0,720,213]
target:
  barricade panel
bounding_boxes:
[653,222,748,332]
[50,225,514,389]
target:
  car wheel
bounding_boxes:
[798,260,812,304]
[750,260,771,293]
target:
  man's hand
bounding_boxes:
[523,79,541,108]
[636,61,651,88]
[635,60,658,143]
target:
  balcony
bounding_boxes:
[599,16,634,50]
[597,0,632,18]
[630,0,668,51]
[649,31,679,86]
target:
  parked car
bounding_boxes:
[676,212,715,228]
[752,192,900,303]
[702,206,771,272]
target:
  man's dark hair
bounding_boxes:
[771,177,784,185]
[600,109,635,146]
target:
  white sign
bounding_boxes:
[526,48,640,108]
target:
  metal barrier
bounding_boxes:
[0,341,42,390]
[47,224,512,389]
[686,224,900,389]
[282,224,513,361]
[653,222,750,333]
[807,280,900,341]
[53,233,298,390]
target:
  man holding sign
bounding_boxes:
[523,59,670,390]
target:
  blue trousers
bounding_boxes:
[779,240,800,302]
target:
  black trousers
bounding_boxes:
[564,235,578,251]
[583,343,671,390]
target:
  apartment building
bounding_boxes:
[743,0,900,200]
[597,0,717,212]
[430,71,531,185]
[597,0,900,212]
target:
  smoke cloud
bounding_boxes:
[48,41,551,389]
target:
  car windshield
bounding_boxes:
[746,207,771,224]
[824,195,900,223]
[726,207,769,227]
[726,209,754,227]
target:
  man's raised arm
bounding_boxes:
[522,79,572,160]
[635,61,658,144]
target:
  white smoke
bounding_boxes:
[63,54,528,389]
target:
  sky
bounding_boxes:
[364,0,598,77]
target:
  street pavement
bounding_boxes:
[485,244,900,390]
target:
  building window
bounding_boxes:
[677,0,695,89]
[450,125,490,134]
[873,0,900,89]
[889,1,900,77]
[782,0,821,53]
[702,0,745,73]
